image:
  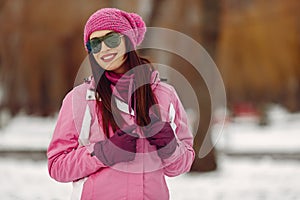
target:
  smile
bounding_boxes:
[101,53,117,62]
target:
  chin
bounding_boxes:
[97,57,124,71]
[103,64,118,71]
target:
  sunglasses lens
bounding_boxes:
[104,33,121,48]
[90,38,102,53]
[89,33,122,54]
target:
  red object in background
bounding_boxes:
[232,103,260,117]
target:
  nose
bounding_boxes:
[100,41,110,52]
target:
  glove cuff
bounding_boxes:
[93,140,114,166]
[157,138,177,159]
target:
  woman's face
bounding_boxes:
[89,30,127,73]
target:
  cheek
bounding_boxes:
[119,39,127,53]
[115,42,127,60]
[119,45,126,55]
[93,55,106,69]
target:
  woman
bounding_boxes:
[47,8,195,200]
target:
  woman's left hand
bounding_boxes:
[143,115,177,159]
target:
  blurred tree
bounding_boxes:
[147,0,222,172]
[0,0,110,115]
[4,0,299,172]
[217,0,300,112]
[193,0,222,172]
[0,0,222,174]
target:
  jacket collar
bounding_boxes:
[84,70,161,115]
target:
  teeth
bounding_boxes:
[102,54,114,60]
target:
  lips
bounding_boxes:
[101,53,117,62]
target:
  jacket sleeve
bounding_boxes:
[162,87,195,177]
[47,91,106,183]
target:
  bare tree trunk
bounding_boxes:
[147,0,220,172]
[0,0,111,116]
[217,0,300,112]
[189,0,222,172]
[200,0,222,56]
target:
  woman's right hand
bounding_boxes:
[92,125,139,166]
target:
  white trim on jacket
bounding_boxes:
[71,88,177,200]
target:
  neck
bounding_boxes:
[112,66,127,74]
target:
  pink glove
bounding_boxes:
[92,125,139,166]
[144,115,177,159]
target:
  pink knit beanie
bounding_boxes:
[84,8,146,51]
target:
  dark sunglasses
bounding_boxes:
[86,32,123,54]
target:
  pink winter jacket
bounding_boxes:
[47,71,195,200]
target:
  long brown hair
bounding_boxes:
[88,36,159,136]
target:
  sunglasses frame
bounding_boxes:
[87,32,124,54]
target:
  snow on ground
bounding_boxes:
[0,114,56,150]
[0,156,300,200]
[0,158,71,200]
[212,105,300,154]
[167,156,300,200]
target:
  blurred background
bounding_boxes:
[0,0,300,199]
